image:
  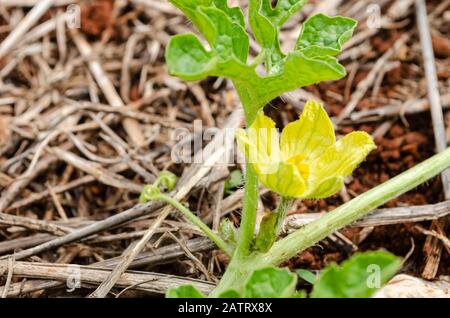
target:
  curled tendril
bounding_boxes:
[154,171,177,192]
[139,185,160,203]
[139,171,178,203]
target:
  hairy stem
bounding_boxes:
[153,193,232,256]
[263,147,450,265]
[211,96,261,295]
[234,162,259,257]
[275,197,293,234]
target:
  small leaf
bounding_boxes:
[170,0,249,62]
[199,7,249,62]
[296,269,317,284]
[169,0,216,44]
[166,285,206,298]
[249,0,278,50]
[219,219,238,246]
[254,211,277,252]
[311,251,402,298]
[224,170,244,194]
[218,289,241,298]
[296,13,357,56]
[269,0,309,26]
[243,266,297,298]
[165,33,216,81]
[213,0,245,27]
[248,0,283,72]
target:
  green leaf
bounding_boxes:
[311,251,402,298]
[243,267,297,298]
[224,170,244,194]
[296,269,317,284]
[165,33,216,81]
[169,0,249,63]
[166,285,206,298]
[231,51,347,122]
[169,0,216,43]
[248,0,277,49]
[248,0,283,72]
[170,0,245,29]
[166,1,354,124]
[213,0,245,27]
[267,0,309,26]
[200,7,249,62]
[218,289,241,298]
[248,0,309,73]
[296,13,357,57]
[254,211,277,252]
[219,219,238,247]
[232,52,346,118]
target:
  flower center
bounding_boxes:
[286,154,309,181]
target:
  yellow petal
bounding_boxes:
[304,176,344,199]
[258,162,307,198]
[308,131,376,193]
[280,100,335,162]
[238,112,281,174]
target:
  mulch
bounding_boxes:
[0,0,448,297]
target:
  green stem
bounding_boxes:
[275,197,293,234]
[263,147,450,265]
[234,163,259,257]
[153,193,233,256]
[211,99,260,296]
[250,50,266,67]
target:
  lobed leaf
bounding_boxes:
[200,7,249,62]
[166,1,356,123]
[296,13,357,57]
[311,251,402,298]
[213,0,245,27]
[243,267,297,298]
[165,33,216,81]
[169,0,248,62]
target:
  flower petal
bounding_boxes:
[259,162,307,198]
[237,112,281,174]
[304,176,344,199]
[308,131,376,187]
[280,100,335,162]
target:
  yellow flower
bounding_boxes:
[236,100,376,199]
